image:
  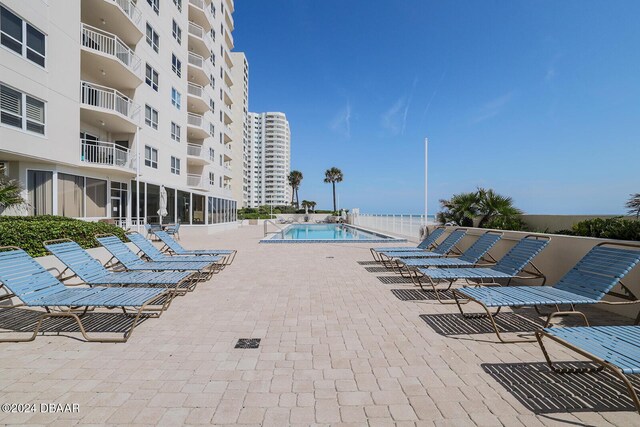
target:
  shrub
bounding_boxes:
[555,217,640,241]
[483,215,528,231]
[0,216,127,257]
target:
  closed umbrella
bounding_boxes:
[158,185,168,226]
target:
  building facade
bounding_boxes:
[246,112,291,208]
[229,51,248,207]
[0,0,241,228]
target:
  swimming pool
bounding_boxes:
[261,224,405,243]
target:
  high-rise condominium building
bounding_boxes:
[229,52,248,207]
[247,112,291,208]
[0,0,241,228]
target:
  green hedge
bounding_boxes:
[0,216,127,257]
[555,217,640,241]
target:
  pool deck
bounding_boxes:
[0,225,638,426]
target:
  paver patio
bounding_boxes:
[0,225,638,426]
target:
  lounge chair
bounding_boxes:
[370,227,445,262]
[376,229,468,268]
[44,239,197,294]
[414,235,550,302]
[392,231,502,276]
[165,222,180,240]
[536,326,640,413]
[95,235,220,279]
[0,246,171,342]
[126,231,223,266]
[154,230,237,265]
[144,223,162,240]
[454,242,640,342]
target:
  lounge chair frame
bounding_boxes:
[369,226,445,262]
[155,231,237,266]
[452,241,640,343]
[378,228,467,269]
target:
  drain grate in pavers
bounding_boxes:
[235,338,261,349]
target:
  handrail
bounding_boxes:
[80,81,139,120]
[264,219,286,238]
[80,24,141,75]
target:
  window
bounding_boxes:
[219,155,222,166]
[144,104,158,129]
[210,29,215,41]
[170,122,181,141]
[173,0,182,12]
[145,23,159,52]
[209,123,214,136]
[209,74,215,87]
[170,156,180,175]
[209,172,215,185]
[147,0,159,15]
[172,20,181,44]
[210,51,214,65]
[171,53,181,77]
[145,63,158,91]
[1,6,46,67]
[1,84,45,134]
[57,173,84,217]
[144,145,158,168]
[219,176,222,187]
[28,170,53,215]
[211,4,216,17]
[171,88,181,109]
[209,99,214,111]
[86,178,107,217]
[209,147,215,161]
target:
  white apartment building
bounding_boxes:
[247,112,291,207]
[229,51,248,207]
[0,0,241,228]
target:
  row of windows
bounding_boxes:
[1,5,46,67]
[144,145,227,187]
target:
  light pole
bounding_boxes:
[424,137,428,226]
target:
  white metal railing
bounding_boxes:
[80,139,133,169]
[189,0,204,10]
[188,51,204,68]
[187,112,205,129]
[111,0,142,27]
[224,124,232,135]
[80,81,139,121]
[187,173,202,187]
[352,214,436,239]
[187,82,204,98]
[188,21,204,39]
[81,24,141,76]
[187,143,203,157]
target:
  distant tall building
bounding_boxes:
[247,112,291,207]
[0,0,243,228]
[230,52,249,207]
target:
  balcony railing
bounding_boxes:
[188,21,204,39]
[80,81,139,120]
[187,82,204,98]
[187,112,205,128]
[189,0,204,10]
[187,143,203,157]
[187,173,202,187]
[80,139,133,169]
[111,0,142,26]
[81,24,141,76]
[188,51,204,69]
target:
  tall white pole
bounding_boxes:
[136,129,141,233]
[424,137,428,225]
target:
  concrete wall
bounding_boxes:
[422,226,640,320]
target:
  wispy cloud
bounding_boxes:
[420,67,447,127]
[470,91,514,124]
[382,77,419,135]
[329,101,352,139]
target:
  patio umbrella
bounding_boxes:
[158,185,168,226]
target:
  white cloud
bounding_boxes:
[329,101,351,139]
[470,91,514,124]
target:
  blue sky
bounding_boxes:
[233,0,640,214]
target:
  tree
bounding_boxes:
[0,166,27,213]
[626,193,640,219]
[324,167,343,212]
[437,192,479,226]
[476,187,523,228]
[309,201,316,212]
[288,170,303,208]
[436,187,523,229]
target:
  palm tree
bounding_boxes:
[626,193,640,219]
[476,187,523,228]
[437,192,479,226]
[287,170,303,208]
[309,201,316,213]
[324,167,343,212]
[0,166,27,212]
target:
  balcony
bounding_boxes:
[223,68,233,87]
[224,7,234,31]
[80,24,142,89]
[80,81,140,133]
[223,48,233,69]
[187,113,210,139]
[223,124,232,143]
[187,21,210,58]
[186,143,210,165]
[187,173,206,189]
[223,105,233,125]
[224,27,234,50]
[187,52,209,87]
[187,83,209,114]
[81,0,143,45]
[188,0,211,31]
[80,139,135,172]
[224,0,234,13]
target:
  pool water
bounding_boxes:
[262,224,405,243]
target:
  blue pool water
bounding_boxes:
[262,224,405,243]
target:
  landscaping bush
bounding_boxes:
[483,215,528,231]
[555,217,640,241]
[0,216,127,257]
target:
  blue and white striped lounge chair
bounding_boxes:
[0,246,171,343]
[454,242,640,343]
[414,235,550,302]
[126,231,223,266]
[393,231,503,276]
[536,326,640,413]
[370,227,445,262]
[165,222,180,240]
[44,239,197,294]
[376,229,468,268]
[144,223,162,240]
[154,230,237,265]
[95,235,219,279]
